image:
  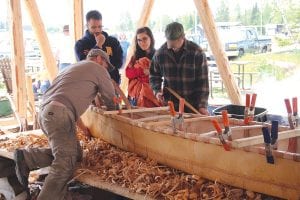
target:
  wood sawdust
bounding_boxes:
[0,130,280,200]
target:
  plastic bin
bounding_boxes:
[213,104,267,122]
[0,98,13,117]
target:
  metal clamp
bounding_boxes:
[168,98,185,133]
[244,93,257,124]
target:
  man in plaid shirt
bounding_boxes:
[150,22,209,115]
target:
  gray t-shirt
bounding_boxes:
[41,60,115,120]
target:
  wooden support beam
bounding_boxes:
[193,0,242,105]
[231,129,300,148]
[23,0,58,81]
[25,75,36,120]
[8,0,27,119]
[71,0,83,42]
[121,0,155,92]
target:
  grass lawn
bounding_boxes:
[210,49,300,101]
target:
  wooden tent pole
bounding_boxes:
[120,0,155,92]
[71,0,83,43]
[23,0,58,81]
[193,0,242,105]
[8,0,27,120]
[25,75,36,117]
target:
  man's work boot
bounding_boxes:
[13,149,30,196]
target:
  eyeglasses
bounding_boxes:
[89,25,104,30]
[137,37,149,43]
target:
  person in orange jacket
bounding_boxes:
[125,27,161,107]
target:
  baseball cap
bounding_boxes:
[63,25,69,32]
[165,22,184,40]
[87,49,115,71]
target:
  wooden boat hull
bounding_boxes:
[81,106,300,199]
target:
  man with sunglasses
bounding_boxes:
[75,10,123,84]
[150,22,209,115]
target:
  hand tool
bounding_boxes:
[262,126,275,164]
[165,87,201,114]
[222,110,232,141]
[113,96,123,114]
[270,120,278,150]
[284,97,298,152]
[211,119,231,151]
[244,93,257,124]
[168,99,185,133]
[111,79,132,110]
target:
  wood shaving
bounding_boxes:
[0,130,281,199]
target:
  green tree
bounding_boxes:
[250,3,260,25]
[181,13,195,31]
[117,12,134,32]
[215,0,230,22]
[233,4,242,22]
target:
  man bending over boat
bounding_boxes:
[13,49,116,200]
[150,22,209,115]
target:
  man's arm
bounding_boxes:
[75,40,89,61]
[149,56,163,94]
[97,67,116,110]
[196,52,209,114]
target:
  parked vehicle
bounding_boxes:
[220,27,272,58]
[187,26,272,60]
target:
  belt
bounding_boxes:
[49,100,66,107]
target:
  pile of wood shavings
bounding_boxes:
[0,131,279,200]
[0,134,48,152]
[80,136,266,200]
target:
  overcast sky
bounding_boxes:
[0,0,261,29]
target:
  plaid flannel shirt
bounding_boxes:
[150,39,209,110]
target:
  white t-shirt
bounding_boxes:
[56,34,74,64]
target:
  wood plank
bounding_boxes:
[25,75,36,118]
[98,106,169,115]
[231,129,300,148]
[8,0,27,119]
[75,171,153,200]
[23,0,58,81]
[143,115,224,126]
[0,129,43,159]
[71,0,83,42]
[193,0,242,105]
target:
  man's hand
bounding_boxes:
[199,107,209,115]
[95,33,105,48]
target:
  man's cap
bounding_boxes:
[87,49,115,71]
[63,25,69,32]
[165,22,184,40]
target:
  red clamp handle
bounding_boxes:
[245,94,250,108]
[212,119,222,134]
[222,110,229,127]
[284,98,292,114]
[179,98,185,115]
[250,93,257,109]
[292,97,298,115]
[168,101,176,117]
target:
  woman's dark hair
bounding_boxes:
[133,27,155,61]
[86,10,102,22]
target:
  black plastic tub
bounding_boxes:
[213,104,267,122]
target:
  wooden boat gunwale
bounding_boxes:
[81,105,300,199]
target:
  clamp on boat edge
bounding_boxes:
[211,119,231,151]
